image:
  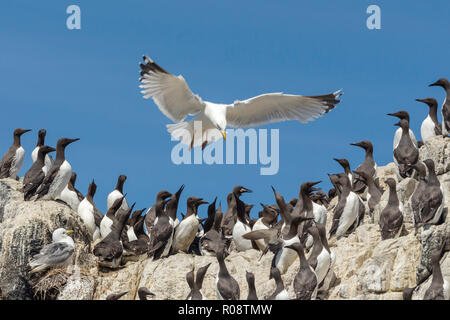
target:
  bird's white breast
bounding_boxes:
[100,216,114,239]
[275,236,300,275]
[251,218,269,251]
[232,220,253,252]
[107,190,129,211]
[312,202,327,225]
[315,248,332,285]
[126,226,138,242]
[421,115,436,143]
[77,198,96,235]
[59,186,81,211]
[275,289,290,300]
[10,146,25,178]
[172,214,198,252]
[335,192,359,238]
[47,160,72,199]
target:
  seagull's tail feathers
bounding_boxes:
[305,89,343,114]
[166,116,218,150]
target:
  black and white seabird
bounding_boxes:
[353,169,382,221]
[410,161,428,226]
[172,196,208,253]
[246,271,258,300]
[94,199,135,268]
[123,211,149,255]
[200,202,226,256]
[22,145,56,201]
[419,159,445,225]
[266,267,290,300]
[221,186,252,239]
[78,180,102,240]
[379,178,403,240]
[295,181,322,249]
[123,208,143,244]
[34,138,79,200]
[29,228,75,273]
[165,184,185,229]
[350,140,377,193]
[31,129,53,174]
[232,189,254,252]
[429,78,450,136]
[416,98,442,142]
[333,159,365,229]
[388,110,418,148]
[329,173,360,240]
[215,242,240,300]
[393,118,419,179]
[100,187,126,240]
[147,191,174,260]
[315,222,336,292]
[186,263,211,300]
[107,174,129,211]
[285,242,318,300]
[144,186,184,236]
[306,225,331,287]
[423,243,449,300]
[59,172,84,211]
[251,203,278,251]
[0,128,31,179]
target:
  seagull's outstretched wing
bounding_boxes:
[226,91,342,128]
[139,56,204,122]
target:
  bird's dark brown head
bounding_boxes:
[387,110,410,121]
[232,185,252,196]
[88,179,97,197]
[350,140,373,151]
[14,128,31,137]
[429,78,450,89]
[333,158,350,171]
[57,137,80,148]
[415,98,438,109]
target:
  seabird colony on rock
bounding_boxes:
[0,74,448,300]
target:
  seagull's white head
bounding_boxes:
[204,102,227,140]
[52,228,73,242]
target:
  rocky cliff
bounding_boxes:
[0,136,448,300]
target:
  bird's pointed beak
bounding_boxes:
[429,81,439,87]
[221,131,226,141]
[66,230,74,235]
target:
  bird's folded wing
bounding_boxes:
[226,91,342,128]
[33,242,74,264]
[139,56,204,122]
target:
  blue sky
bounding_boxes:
[1,1,449,218]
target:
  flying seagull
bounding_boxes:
[139,56,343,149]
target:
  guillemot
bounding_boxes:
[0,128,31,179]
[31,129,53,174]
[34,138,79,200]
[379,178,403,240]
[416,98,442,142]
[429,78,450,136]
[22,145,55,200]
[350,140,377,193]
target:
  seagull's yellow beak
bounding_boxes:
[66,230,74,235]
[221,131,226,140]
